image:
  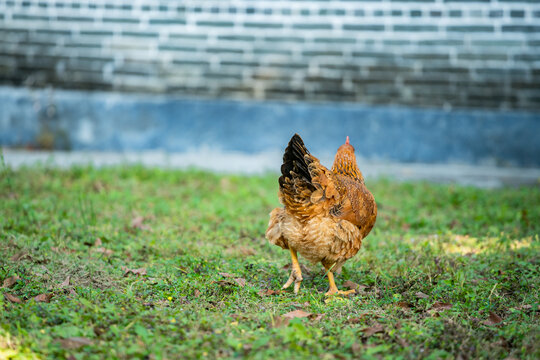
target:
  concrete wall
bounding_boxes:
[2,86,539,167]
[1,0,540,109]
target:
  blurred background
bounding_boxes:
[0,0,539,185]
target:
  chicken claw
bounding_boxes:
[325,288,356,297]
[282,248,303,294]
[324,266,354,296]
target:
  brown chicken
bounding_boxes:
[266,134,377,295]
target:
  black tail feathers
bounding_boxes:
[279,134,313,187]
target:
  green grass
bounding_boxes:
[0,164,539,359]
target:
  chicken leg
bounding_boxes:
[282,248,303,294]
[324,266,355,296]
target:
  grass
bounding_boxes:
[0,163,539,359]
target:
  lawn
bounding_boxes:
[0,163,539,359]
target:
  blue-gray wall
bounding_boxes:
[1,0,540,110]
[1,87,539,167]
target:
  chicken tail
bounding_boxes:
[279,134,314,189]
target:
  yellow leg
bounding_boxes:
[325,266,355,297]
[282,248,303,294]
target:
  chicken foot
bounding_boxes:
[324,266,355,296]
[282,248,303,294]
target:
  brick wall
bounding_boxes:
[1,0,539,110]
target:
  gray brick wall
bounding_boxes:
[1,0,539,110]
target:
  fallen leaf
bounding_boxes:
[396,301,411,310]
[61,276,70,287]
[213,280,235,287]
[289,301,310,308]
[131,216,150,230]
[59,337,93,349]
[33,293,52,303]
[482,312,503,326]
[309,313,325,321]
[271,315,289,328]
[122,267,147,277]
[429,302,452,311]
[194,289,200,297]
[343,280,368,292]
[94,247,113,256]
[363,323,384,337]
[94,238,102,246]
[11,252,29,261]
[4,293,23,304]
[282,309,312,319]
[343,280,360,290]
[3,275,20,288]
[219,272,235,278]
[351,343,362,355]
[415,291,429,299]
[258,289,281,296]
[233,278,246,287]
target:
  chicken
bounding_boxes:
[266,134,377,296]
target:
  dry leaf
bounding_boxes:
[415,291,429,299]
[429,302,452,311]
[122,267,147,277]
[61,276,71,287]
[272,315,289,328]
[396,301,411,310]
[233,278,246,287]
[219,272,235,278]
[289,301,310,308]
[11,252,29,261]
[4,293,23,304]
[351,343,362,355]
[363,323,384,337]
[258,289,281,296]
[309,313,325,321]
[282,309,312,319]
[34,293,52,303]
[213,280,235,287]
[94,238,102,246]
[343,280,367,291]
[194,289,200,297]
[482,312,503,326]
[131,216,150,230]
[59,337,93,349]
[3,275,20,288]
